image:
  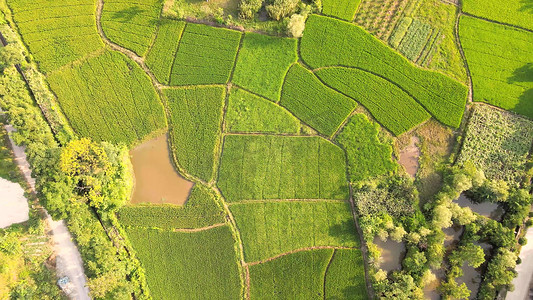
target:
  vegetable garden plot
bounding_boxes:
[301,15,467,128]
[101,0,164,56]
[126,226,242,300]
[146,20,186,84]
[118,184,225,230]
[164,86,225,182]
[7,0,103,73]
[456,105,533,187]
[322,0,361,21]
[316,67,430,135]
[225,88,301,134]
[397,19,433,61]
[217,135,349,202]
[336,114,397,182]
[232,33,298,101]
[170,23,242,86]
[280,64,356,137]
[459,16,533,118]
[462,0,533,31]
[230,201,358,262]
[48,50,166,145]
[325,249,368,299]
[249,249,333,300]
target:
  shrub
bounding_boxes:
[287,13,306,37]
[239,0,263,19]
[265,0,300,20]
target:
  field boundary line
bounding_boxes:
[323,249,336,300]
[246,246,355,267]
[168,22,188,85]
[172,223,226,232]
[227,199,349,205]
[461,11,533,34]
[454,11,474,103]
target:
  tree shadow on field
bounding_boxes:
[328,219,358,242]
[112,6,145,23]
[508,63,533,119]
[519,0,533,13]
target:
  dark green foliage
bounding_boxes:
[280,64,356,136]
[126,226,242,299]
[265,0,300,20]
[170,23,242,85]
[118,184,225,229]
[322,0,361,21]
[146,20,186,84]
[230,201,358,262]
[503,189,532,228]
[165,86,225,182]
[218,135,349,202]
[225,88,301,134]
[48,50,166,145]
[336,114,397,181]
[249,249,333,299]
[325,249,368,299]
[238,0,263,19]
[232,33,298,101]
[301,15,467,128]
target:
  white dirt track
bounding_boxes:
[0,177,29,228]
[507,226,533,300]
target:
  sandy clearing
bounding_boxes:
[507,226,533,300]
[0,177,29,228]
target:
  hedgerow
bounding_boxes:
[280,64,356,136]
[165,86,225,182]
[316,67,430,135]
[301,14,467,128]
[170,23,242,85]
[117,184,225,229]
[48,50,166,145]
[249,249,333,299]
[126,226,242,299]
[101,0,164,56]
[232,32,297,101]
[397,19,432,61]
[225,87,301,134]
[230,201,358,262]
[6,0,103,73]
[462,0,533,31]
[217,135,349,202]
[145,20,186,84]
[325,249,368,299]
[322,0,361,21]
[457,105,533,187]
[336,114,397,182]
[459,16,533,118]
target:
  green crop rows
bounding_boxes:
[146,20,186,84]
[230,201,358,262]
[126,226,242,299]
[232,33,297,101]
[322,0,361,21]
[48,50,166,145]
[397,19,432,61]
[301,15,467,128]
[218,135,349,202]
[325,249,368,300]
[101,0,163,56]
[165,86,225,182]
[462,0,533,31]
[249,249,333,300]
[7,0,103,73]
[316,67,430,135]
[280,64,356,136]
[336,114,397,182]
[225,88,301,134]
[117,184,225,229]
[170,23,242,85]
[459,16,533,118]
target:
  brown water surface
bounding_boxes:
[455,194,504,220]
[130,134,193,205]
[374,238,406,272]
[399,136,420,178]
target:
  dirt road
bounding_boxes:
[507,227,533,300]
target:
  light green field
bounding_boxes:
[325,249,368,300]
[462,0,533,31]
[322,0,361,21]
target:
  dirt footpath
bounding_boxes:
[0,177,29,228]
[507,227,533,300]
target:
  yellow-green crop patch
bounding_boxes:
[322,0,361,21]
[462,0,533,31]
[325,249,368,299]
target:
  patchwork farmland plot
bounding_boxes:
[145,20,186,84]
[459,16,533,118]
[462,0,533,31]
[301,15,467,128]
[316,67,430,135]
[322,0,361,21]
[249,249,333,300]
[280,64,356,137]
[336,114,397,182]
[165,86,225,182]
[230,201,358,262]
[7,0,104,73]
[218,135,349,202]
[396,19,433,62]
[118,184,225,229]
[126,226,242,300]
[101,0,164,56]
[170,23,242,85]
[232,33,298,101]
[225,88,301,134]
[48,50,166,145]
[325,249,368,300]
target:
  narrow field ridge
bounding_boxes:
[246,246,356,266]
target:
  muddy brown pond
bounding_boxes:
[455,194,504,220]
[130,134,194,205]
[399,136,420,178]
[374,238,406,272]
